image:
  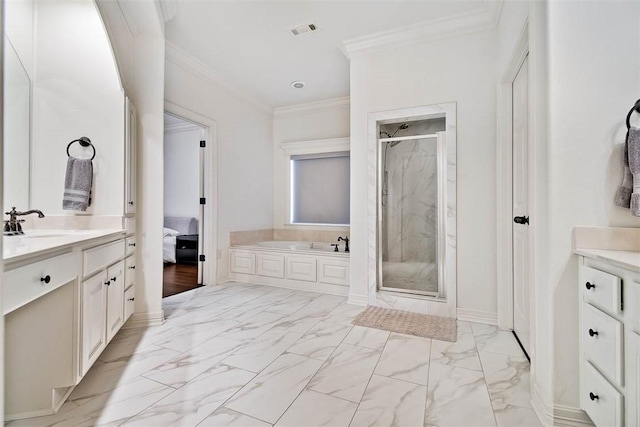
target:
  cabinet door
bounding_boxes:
[124,97,137,214]
[106,261,125,343]
[627,331,640,427]
[286,255,317,282]
[81,272,107,376]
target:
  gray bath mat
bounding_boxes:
[352,306,457,342]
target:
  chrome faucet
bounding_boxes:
[338,236,350,252]
[4,207,45,236]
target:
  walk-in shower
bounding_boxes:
[378,118,446,296]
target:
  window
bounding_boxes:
[291,153,350,225]
[282,137,350,226]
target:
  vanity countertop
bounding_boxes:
[574,248,640,272]
[3,229,125,264]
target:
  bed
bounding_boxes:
[163,216,198,263]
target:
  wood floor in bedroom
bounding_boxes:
[163,264,200,298]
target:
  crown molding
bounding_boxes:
[273,96,350,117]
[342,0,503,59]
[165,41,273,116]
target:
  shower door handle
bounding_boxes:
[513,216,529,225]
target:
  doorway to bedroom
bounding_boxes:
[163,112,206,297]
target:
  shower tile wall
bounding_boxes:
[380,119,445,292]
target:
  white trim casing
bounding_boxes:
[164,101,219,288]
[366,103,457,318]
[496,21,530,331]
[273,97,350,117]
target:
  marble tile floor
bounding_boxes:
[8,282,543,427]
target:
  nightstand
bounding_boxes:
[176,234,198,265]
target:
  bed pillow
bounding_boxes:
[163,227,180,237]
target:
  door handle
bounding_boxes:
[513,216,530,225]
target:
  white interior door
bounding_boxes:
[512,55,531,357]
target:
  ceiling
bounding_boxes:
[164,1,489,109]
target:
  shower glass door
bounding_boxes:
[379,129,444,296]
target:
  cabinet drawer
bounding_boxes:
[3,252,78,315]
[286,255,317,282]
[318,258,350,286]
[83,239,125,278]
[124,286,135,322]
[257,253,285,278]
[125,236,136,257]
[230,250,256,275]
[125,256,135,291]
[582,303,624,386]
[579,264,622,315]
[581,362,623,427]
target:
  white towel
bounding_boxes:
[63,156,93,211]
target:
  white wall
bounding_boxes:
[5,0,34,78]
[350,30,499,318]
[164,59,273,282]
[31,0,124,216]
[546,0,640,408]
[273,100,350,230]
[163,126,200,219]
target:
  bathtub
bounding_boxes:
[229,240,350,295]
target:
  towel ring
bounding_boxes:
[66,137,95,160]
[626,99,640,130]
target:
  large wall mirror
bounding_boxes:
[3,37,31,211]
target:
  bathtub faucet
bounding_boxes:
[338,236,350,253]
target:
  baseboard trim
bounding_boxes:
[531,383,592,426]
[456,308,498,325]
[228,273,349,297]
[348,293,368,306]
[122,310,165,329]
[217,274,230,284]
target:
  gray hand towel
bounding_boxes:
[628,126,640,216]
[63,156,93,211]
[614,132,632,207]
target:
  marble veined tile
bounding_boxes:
[350,375,427,427]
[479,351,532,409]
[430,329,482,371]
[271,304,326,334]
[343,325,390,350]
[222,327,303,372]
[322,303,366,326]
[425,362,496,427]
[154,318,239,352]
[142,336,246,388]
[224,353,323,423]
[307,343,381,402]
[275,390,357,427]
[10,377,173,427]
[494,404,543,427]
[374,333,431,385]
[70,345,180,402]
[164,303,233,327]
[264,292,316,315]
[123,365,255,427]
[219,311,288,341]
[110,324,186,349]
[472,324,524,357]
[199,408,272,427]
[287,321,353,361]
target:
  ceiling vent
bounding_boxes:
[289,22,318,37]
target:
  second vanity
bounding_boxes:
[3,225,136,421]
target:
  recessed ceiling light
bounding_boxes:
[291,81,305,89]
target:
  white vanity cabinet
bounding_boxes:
[80,239,126,376]
[577,256,640,427]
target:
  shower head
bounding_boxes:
[398,123,409,130]
[388,140,402,148]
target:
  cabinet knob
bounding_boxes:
[127,297,135,302]
[104,280,111,286]
[128,201,134,205]
[585,282,595,290]
[588,329,598,337]
[111,276,117,282]
[589,392,599,401]
[128,265,136,270]
[128,243,136,247]
[40,275,51,284]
